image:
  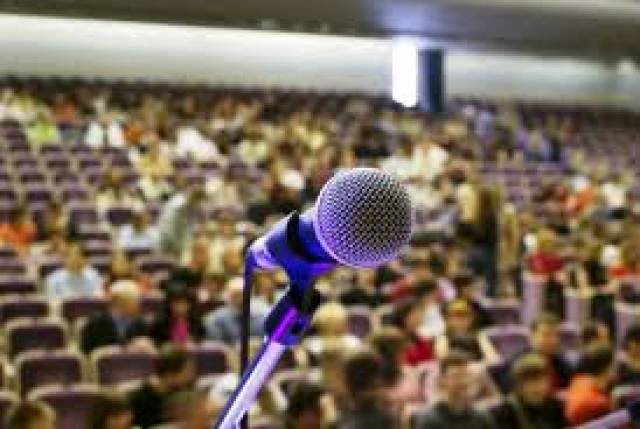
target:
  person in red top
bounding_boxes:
[385,256,433,303]
[528,228,565,275]
[565,345,615,426]
[0,205,36,255]
[391,298,434,365]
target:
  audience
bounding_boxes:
[81,279,151,354]
[204,276,266,344]
[129,347,196,428]
[335,350,397,429]
[565,345,615,426]
[90,393,133,429]
[492,353,566,428]
[5,401,55,429]
[413,352,494,429]
[0,82,638,427]
[391,299,435,365]
[285,382,330,429]
[150,285,205,347]
[303,301,361,358]
[45,243,103,299]
[617,323,640,386]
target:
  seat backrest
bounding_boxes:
[0,297,50,324]
[17,350,83,395]
[6,319,66,358]
[188,342,230,377]
[485,325,531,361]
[346,306,374,338]
[93,347,156,386]
[60,297,108,323]
[30,384,100,429]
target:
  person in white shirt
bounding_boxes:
[600,174,628,219]
[117,210,160,251]
[175,125,220,161]
[157,187,207,257]
[45,244,103,299]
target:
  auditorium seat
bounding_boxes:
[0,391,17,429]
[93,347,156,386]
[615,302,640,345]
[346,306,374,338]
[106,206,134,227]
[484,325,531,361]
[0,277,37,295]
[0,296,50,324]
[60,297,108,323]
[564,288,593,327]
[30,384,100,429]
[480,298,521,325]
[16,350,83,395]
[6,318,67,358]
[187,342,230,378]
[138,255,176,276]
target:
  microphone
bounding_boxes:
[215,168,412,428]
[249,167,413,277]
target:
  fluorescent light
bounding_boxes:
[392,39,418,107]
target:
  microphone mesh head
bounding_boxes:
[314,168,412,268]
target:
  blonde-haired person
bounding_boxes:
[303,301,361,358]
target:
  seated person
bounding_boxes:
[369,327,423,419]
[527,314,574,392]
[452,272,490,329]
[104,249,151,294]
[81,280,151,354]
[492,353,566,429]
[335,350,397,429]
[417,280,445,339]
[164,390,223,429]
[90,393,133,429]
[45,243,103,299]
[617,323,640,386]
[204,277,267,344]
[286,382,333,429]
[391,299,435,365]
[565,345,615,426]
[95,169,141,214]
[435,299,495,361]
[5,400,55,429]
[129,347,196,428]
[303,301,361,358]
[150,285,205,347]
[582,321,612,349]
[166,235,211,291]
[116,209,159,252]
[413,352,494,429]
[0,205,36,255]
[527,228,565,276]
[339,268,384,308]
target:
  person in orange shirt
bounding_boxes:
[565,345,615,426]
[0,205,36,254]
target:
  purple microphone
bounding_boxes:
[215,168,412,429]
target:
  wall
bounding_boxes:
[2,14,640,107]
[0,14,392,93]
[446,51,640,108]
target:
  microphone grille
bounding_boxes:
[314,168,412,268]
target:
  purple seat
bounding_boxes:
[12,157,37,168]
[31,384,100,429]
[83,240,112,258]
[346,306,374,338]
[0,260,25,276]
[76,225,110,242]
[69,205,100,225]
[106,207,134,226]
[46,158,71,171]
[61,297,108,323]
[613,385,640,407]
[93,347,156,386]
[17,350,82,394]
[39,258,63,279]
[616,302,640,345]
[78,158,102,169]
[24,186,52,203]
[0,391,17,429]
[19,171,46,184]
[0,187,17,202]
[187,342,230,377]
[7,319,66,357]
[0,277,36,295]
[564,289,592,327]
[484,325,531,361]
[558,323,582,354]
[481,299,521,325]
[138,256,175,276]
[61,186,88,202]
[54,172,81,185]
[0,297,50,324]
[123,247,153,259]
[0,248,16,260]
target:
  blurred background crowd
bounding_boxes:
[0,77,638,428]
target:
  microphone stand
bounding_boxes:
[214,213,334,428]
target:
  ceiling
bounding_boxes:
[3,0,640,59]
